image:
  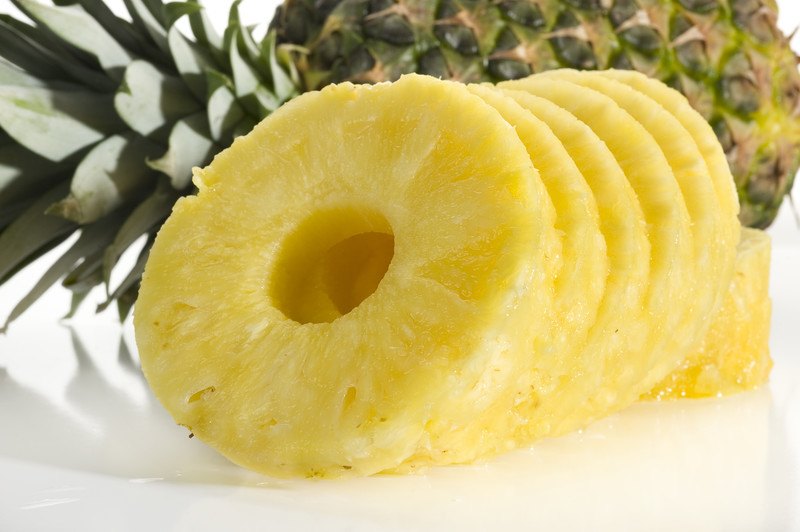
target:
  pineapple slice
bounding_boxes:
[500,76,696,434]
[538,69,739,390]
[465,84,607,418]
[596,69,741,314]
[598,70,741,230]
[134,74,562,478]
[484,86,651,438]
[646,228,772,399]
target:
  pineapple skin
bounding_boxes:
[272,0,800,228]
[645,228,773,399]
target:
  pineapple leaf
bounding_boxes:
[163,1,203,29]
[227,1,260,66]
[116,281,139,322]
[101,180,178,288]
[0,182,76,283]
[98,236,152,315]
[114,60,200,138]
[0,143,70,211]
[0,15,114,90]
[167,25,213,100]
[1,215,123,332]
[0,57,47,88]
[70,0,162,60]
[62,256,101,290]
[13,0,134,83]
[123,0,170,54]
[0,85,121,162]
[47,133,161,224]
[205,69,246,141]
[147,112,217,189]
[262,31,298,104]
[188,6,225,66]
[229,28,280,114]
[239,24,262,66]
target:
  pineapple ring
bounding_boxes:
[135,74,561,478]
[598,69,741,310]
[494,85,651,438]
[539,69,735,391]
[466,85,611,437]
[501,76,695,433]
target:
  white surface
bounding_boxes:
[1,1,800,531]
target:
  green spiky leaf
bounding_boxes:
[205,69,246,141]
[101,180,179,287]
[0,57,47,88]
[114,60,200,137]
[0,85,121,162]
[164,1,203,28]
[188,6,225,65]
[228,27,280,114]
[0,15,114,90]
[48,133,161,224]
[14,0,134,82]
[0,182,76,283]
[147,112,217,189]
[123,0,169,53]
[1,214,123,332]
[0,143,70,212]
[262,31,297,104]
[99,236,152,314]
[167,24,213,100]
[70,0,162,60]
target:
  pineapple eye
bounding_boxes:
[269,207,395,324]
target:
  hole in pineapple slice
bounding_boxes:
[270,206,395,324]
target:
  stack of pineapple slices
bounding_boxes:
[134,70,771,478]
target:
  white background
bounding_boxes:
[1,1,799,531]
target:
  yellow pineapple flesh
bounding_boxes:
[135,74,561,478]
[482,86,652,439]
[538,70,740,397]
[500,76,701,435]
[134,71,758,479]
[646,228,772,399]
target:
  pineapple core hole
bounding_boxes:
[270,208,395,324]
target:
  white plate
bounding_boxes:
[2,1,800,530]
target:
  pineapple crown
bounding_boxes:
[0,0,298,331]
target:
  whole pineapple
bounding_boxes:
[271,0,800,228]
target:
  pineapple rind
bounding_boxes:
[136,74,560,478]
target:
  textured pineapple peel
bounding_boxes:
[135,71,764,478]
